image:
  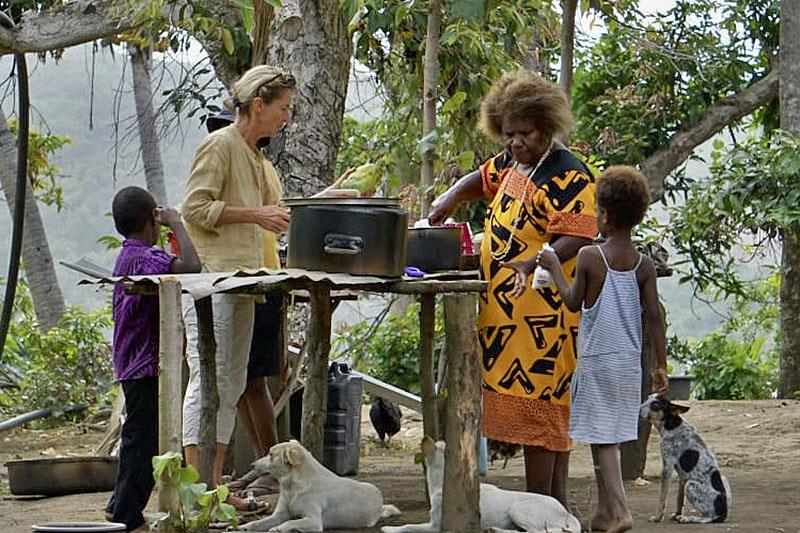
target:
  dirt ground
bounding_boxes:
[2,399,799,532]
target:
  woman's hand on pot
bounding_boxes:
[428,192,458,226]
[501,258,537,298]
[253,205,291,233]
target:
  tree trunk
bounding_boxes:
[130,44,168,205]
[264,0,352,197]
[420,0,441,217]
[0,108,65,332]
[778,0,800,399]
[559,0,577,99]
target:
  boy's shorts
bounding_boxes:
[248,294,285,379]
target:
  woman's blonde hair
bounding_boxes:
[479,71,573,141]
[226,65,296,116]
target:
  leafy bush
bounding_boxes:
[669,274,780,400]
[332,299,444,395]
[150,451,237,532]
[0,280,114,419]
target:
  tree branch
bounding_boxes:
[642,68,779,201]
[0,0,136,55]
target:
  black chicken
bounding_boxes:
[488,439,521,468]
[369,397,402,447]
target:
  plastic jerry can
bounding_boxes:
[323,362,363,475]
[287,362,363,475]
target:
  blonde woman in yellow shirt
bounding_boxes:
[181,65,293,512]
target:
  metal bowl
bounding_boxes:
[5,456,118,496]
[31,523,126,532]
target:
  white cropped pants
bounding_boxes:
[181,293,254,446]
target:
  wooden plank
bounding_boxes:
[195,296,218,486]
[418,294,438,439]
[354,371,422,413]
[158,279,183,533]
[300,284,332,460]
[440,294,481,533]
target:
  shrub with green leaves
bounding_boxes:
[0,280,114,419]
[333,299,444,395]
[669,274,780,400]
[150,451,237,532]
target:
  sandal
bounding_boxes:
[226,492,270,514]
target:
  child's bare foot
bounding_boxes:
[605,514,633,533]
[590,512,613,531]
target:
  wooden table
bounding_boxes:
[145,270,487,532]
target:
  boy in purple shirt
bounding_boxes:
[105,186,200,532]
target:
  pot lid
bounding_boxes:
[283,197,401,207]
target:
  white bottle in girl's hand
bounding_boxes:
[531,243,554,290]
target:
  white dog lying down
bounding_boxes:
[381,438,581,533]
[241,440,401,532]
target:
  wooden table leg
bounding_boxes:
[440,293,481,533]
[158,279,183,531]
[195,296,218,486]
[301,284,332,461]
[419,293,438,440]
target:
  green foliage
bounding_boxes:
[0,280,114,419]
[332,299,444,394]
[667,130,800,296]
[669,273,780,400]
[340,0,560,201]
[149,451,238,532]
[8,119,72,211]
[572,0,777,184]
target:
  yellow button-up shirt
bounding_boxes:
[182,125,283,272]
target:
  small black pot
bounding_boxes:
[284,197,407,277]
[405,226,462,272]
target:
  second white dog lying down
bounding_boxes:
[382,438,581,533]
[241,440,401,532]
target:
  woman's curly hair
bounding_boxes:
[479,71,573,141]
[597,165,651,229]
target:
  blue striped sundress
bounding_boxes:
[569,246,643,444]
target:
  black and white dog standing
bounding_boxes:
[641,395,732,524]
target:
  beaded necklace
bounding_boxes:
[490,140,553,261]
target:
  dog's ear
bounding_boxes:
[669,401,690,414]
[286,444,304,467]
[421,436,436,458]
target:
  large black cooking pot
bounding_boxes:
[284,197,408,277]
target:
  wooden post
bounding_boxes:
[440,294,481,533]
[419,293,438,440]
[157,279,183,533]
[272,294,291,442]
[301,284,331,460]
[195,296,218,486]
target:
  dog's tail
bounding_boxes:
[381,504,402,519]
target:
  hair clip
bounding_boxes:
[232,96,242,108]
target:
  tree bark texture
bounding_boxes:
[641,69,779,201]
[301,284,331,460]
[0,108,65,332]
[264,0,352,197]
[559,0,577,100]
[440,294,481,533]
[0,0,141,55]
[779,0,800,399]
[130,44,168,205]
[420,0,441,217]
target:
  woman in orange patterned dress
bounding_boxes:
[429,72,597,506]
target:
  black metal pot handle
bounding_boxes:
[324,234,363,255]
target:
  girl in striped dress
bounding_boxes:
[536,165,669,533]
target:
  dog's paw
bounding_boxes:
[648,514,664,523]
